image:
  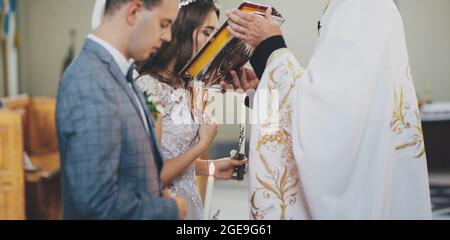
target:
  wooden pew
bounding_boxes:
[2,95,61,220]
[0,110,26,220]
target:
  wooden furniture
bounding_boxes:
[0,110,26,220]
[2,95,61,220]
[3,96,59,154]
[25,152,61,220]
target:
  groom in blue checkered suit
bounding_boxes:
[56,0,184,220]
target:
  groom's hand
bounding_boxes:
[226,7,283,48]
[163,190,187,220]
[174,197,187,220]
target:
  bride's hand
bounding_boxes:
[214,158,247,180]
[198,122,218,150]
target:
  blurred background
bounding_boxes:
[0,0,449,220]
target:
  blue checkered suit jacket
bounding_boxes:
[56,39,178,220]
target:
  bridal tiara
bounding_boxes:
[180,0,197,7]
[180,0,219,8]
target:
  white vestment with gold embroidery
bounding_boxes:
[249,0,432,220]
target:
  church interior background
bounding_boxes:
[0,0,449,220]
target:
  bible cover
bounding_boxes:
[180,1,285,87]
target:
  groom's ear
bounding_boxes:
[125,0,145,26]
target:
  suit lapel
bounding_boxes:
[131,80,164,172]
[111,66,164,172]
[132,81,154,126]
[108,64,149,130]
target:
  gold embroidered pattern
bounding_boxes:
[250,54,303,220]
[251,164,299,220]
[391,84,426,158]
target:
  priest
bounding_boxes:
[225,0,432,220]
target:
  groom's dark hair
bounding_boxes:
[105,0,163,15]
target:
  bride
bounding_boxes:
[136,0,245,220]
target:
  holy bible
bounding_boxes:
[180,1,285,87]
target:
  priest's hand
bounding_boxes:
[220,67,260,92]
[214,157,247,180]
[226,7,282,48]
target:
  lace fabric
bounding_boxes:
[136,74,204,220]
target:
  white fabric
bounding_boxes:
[87,34,149,133]
[91,0,106,30]
[249,0,432,220]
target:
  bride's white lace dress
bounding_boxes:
[136,74,203,220]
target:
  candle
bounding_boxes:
[203,160,216,220]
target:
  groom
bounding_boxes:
[56,0,184,220]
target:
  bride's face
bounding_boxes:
[192,10,219,55]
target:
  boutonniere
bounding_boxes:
[145,95,164,123]
[136,76,165,123]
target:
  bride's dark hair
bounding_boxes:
[137,0,220,88]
